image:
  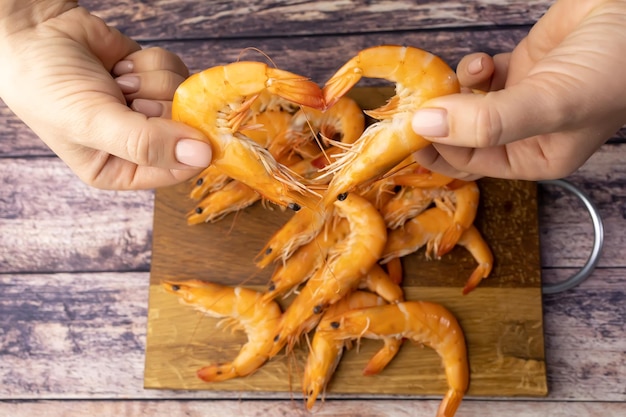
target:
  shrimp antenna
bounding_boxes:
[237,47,279,68]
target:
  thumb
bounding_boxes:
[411,79,571,148]
[82,101,212,169]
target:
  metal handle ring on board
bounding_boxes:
[538,179,604,295]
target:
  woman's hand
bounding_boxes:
[0,1,212,189]
[411,0,626,181]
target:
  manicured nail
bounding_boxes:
[175,139,212,167]
[467,57,484,75]
[113,60,134,75]
[131,99,163,117]
[116,75,140,94]
[412,108,449,138]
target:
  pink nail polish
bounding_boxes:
[467,57,484,75]
[412,108,449,138]
[113,60,134,75]
[132,99,164,117]
[115,76,140,94]
[175,139,212,167]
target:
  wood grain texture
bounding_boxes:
[2,0,625,413]
[0,270,623,401]
[0,158,153,273]
[2,145,625,274]
[84,0,551,40]
[1,400,625,417]
[145,286,546,396]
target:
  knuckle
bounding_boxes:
[126,126,161,167]
[474,104,503,148]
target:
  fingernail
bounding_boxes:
[113,60,134,75]
[116,75,140,93]
[175,139,212,167]
[412,108,449,138]
[132,99,163,117]
[467,57,484,75]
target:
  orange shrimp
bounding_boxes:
[380,185,438,229]
[188,94,298,202]
[381,207,493,294]
[319,45,460,207]
[173,61,324,211]
[268,192,387,357]
[189,166,232,201]
[433,180,480,257]
[161,279,282,382]
[255,206,328,268]
[261,218,350,302]
[302,291,394,410]
[316,301,469,417]
[187,180,260,225]
[269,95,365,161]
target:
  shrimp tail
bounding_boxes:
[362,337,403,376]
[265,67,326,110]
[436,224,463,257]
[437,388,464,417]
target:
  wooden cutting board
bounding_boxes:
[144,88,547,398]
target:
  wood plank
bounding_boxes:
[0,271,623,400]
[0,157,154,273]
[84,0,551,41]
[2,144,626,273]
[1,399,625,417]
[145,285,547,396]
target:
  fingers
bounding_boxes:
[456,52,511,93]
[131,99,172,118]
[78,149,203,190]
[114,69,186,103]
[112,47,189,78]
[77,100,212,171]
[112,47,189,114]
[412,145,483,181]
[411,76,572,149]
[455,52,496,92]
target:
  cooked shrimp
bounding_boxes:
[268,192,387,357]
[381,185,438,229]
[381,207,493,293]
[261,218,350,302]
[255,206,328,268]
[269,95,365,161]
[317,301,469,417]
[161,279,282,382]
[189,166,232,201]
[173,61,325,211]
[187,180,260,225]
[319,45,459,207]
[433,180,480,257]
[302,291,393,410]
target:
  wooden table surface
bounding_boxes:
[1,1,624,416]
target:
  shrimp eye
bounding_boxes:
[265,247,273,255]
[195,207,203,214]
[313,305,323,314]
[288,202,302,212]
[273,334,280,342]
[330,321,340,329]
[196,178,204,186]
[268,283,276,292]
[171,284,180,292]
[337,192,348,201]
